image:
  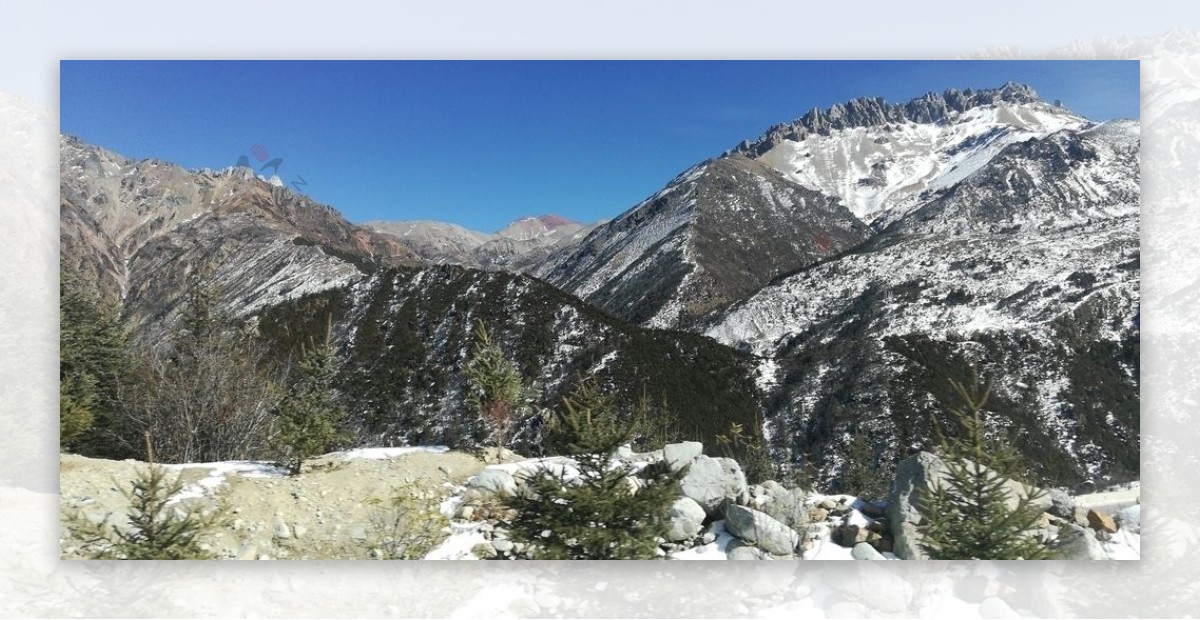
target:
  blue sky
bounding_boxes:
[60,60,1139,232]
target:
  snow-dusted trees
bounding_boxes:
[272,318,347,474]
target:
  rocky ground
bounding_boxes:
[59,442,1139,561]
[59,448,491,560]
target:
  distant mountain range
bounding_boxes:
[59,82,1140,488]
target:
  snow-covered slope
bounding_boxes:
[706,118,1140,489]
[735,83,1090,226]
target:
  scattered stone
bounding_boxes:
[663,442,703,471]
[1047,488,1075,518]
[851,541,885,560]
[1087,509,1119,533]
[1055,524,1106,560]
[726,540,764,560]
[467,469,518,497]
[273,516,291,539]
[680,455,748,516]
[724,504,800,556]
[292,524,307,539]
[666,497,706,542]
[819,498,838,510]
[809,507,830,522]
[492,538,514,553]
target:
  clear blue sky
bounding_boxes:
[60,60,1139,232]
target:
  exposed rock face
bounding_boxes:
[707,120,1139,489]
[535,155,870,329]
[59,136,417,338]
[365,214,595,273]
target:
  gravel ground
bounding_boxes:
[59,450,490,560]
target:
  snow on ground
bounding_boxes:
[162,460,289,504]
[670,521,737,560]
[338,445,450,460]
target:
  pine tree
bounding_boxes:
[501,376,685,560]
[65,433,221,559]
[59,269,128,454]
[463,321,531,450]
[918,370,1054,560]
[839,429,888,501]
[273,318,346,475]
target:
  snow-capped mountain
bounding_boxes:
[534,155,870,328]
[732,82,1090,227]
[365,214,595,272]
[706,116,1140,488]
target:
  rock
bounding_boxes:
[663,441,703,471]
[614,444,634,459]
[349,525,368,541]
[292,524,307,539]
[723,505,800,556]
[492,538,514,553]
[1055,524,1106,560]
[726,540,764,560]
[680,455,748,516]
[666,497,706,542]
[832,524,878,547]
[1072,507,1091,528]
[1047,488,1075,518]
[819,498,838,510]
[856,499,886,518]
[273,516,291,539]
[467,468,518,497]
[234,543,258,560]
[1087,509,1118,533]
[851,542,885,560]
[809,507,829,522]
[886,451,1052,559]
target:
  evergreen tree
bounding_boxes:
[918,370,1055,560]
[463,321,531,450]
[838,429,888,501]
[501,376,685,560]
[65,433,222,559]
[59,270,128,454]
[273,318,346,475]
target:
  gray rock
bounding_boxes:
[292,524,307,539]
[467,468,518,497]
[725,540,764,560]
[492,538,514,553]
[681,455,748,516]
[1047,488,1075,518]
[666,497,706,541]
[1055,524,1107,560]
[723,504,800,556]
[663,441,703,471]
[851,541,885,560]
[349,525,368,541]
[273,516,291,539]
[886,451,1052,559]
